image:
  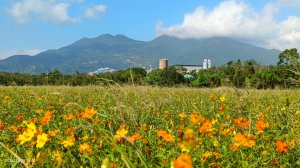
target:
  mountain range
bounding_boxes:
[0,34,281,74]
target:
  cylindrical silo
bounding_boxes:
[159,58,168,69]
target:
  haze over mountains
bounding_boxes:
[0,34,280,74]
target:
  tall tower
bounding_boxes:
[203,59,211,69]
[203,59,208,70]
[159,58,168,69]
[208,59,211,69]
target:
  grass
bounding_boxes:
[0,86,300,167]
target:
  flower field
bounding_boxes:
[0,86,300,167]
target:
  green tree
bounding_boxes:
[146,66,184,86]
[277,48,300,86]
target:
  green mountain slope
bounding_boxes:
[0,34,280,74]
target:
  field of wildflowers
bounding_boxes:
[0,86,300,167]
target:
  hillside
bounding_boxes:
[0,34,280,74]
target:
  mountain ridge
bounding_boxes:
[0,34,281,74]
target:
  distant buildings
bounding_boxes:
[88,67,117,75]
[203,59,212,70]
[171,58,212,73]
[175,64,203,72]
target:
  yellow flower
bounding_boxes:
[114,128,128,141]
[82,135,89,141]
[53,150,63,163]
[16,122,37,145]
[36,133,48,148]
[49,130,60,137]
[261,151,269,157]
[289,139,296,149]
[62,135,76,147]
[27,122,37,133]
[17,131,35,145]
[101,158,110,168]
[213,140,219,147]
[179,112,187,118]
[79,143,92,155]
[180,143,189,152]
[220,95,225,102]
[202,151,221,160]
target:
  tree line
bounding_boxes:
[0,49,299,89]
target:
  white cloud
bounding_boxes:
[84,5,107,19]
[8,0,79,25]
[0,49,44,60]
[156,0,300,50]
[277,0,300,7]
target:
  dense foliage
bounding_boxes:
[0,49,299,88]
[0,86,300,167]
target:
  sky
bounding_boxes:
[0,0,300,59]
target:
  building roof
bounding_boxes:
[174,64,203,67]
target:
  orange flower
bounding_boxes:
[164,111,169,118]
[256,119,270,132]
[142,140,148,145]
[209,94,215,101]
[10,125,18,132]
[31,118,39,123]
[173,153,192,168]
[143,124,149,131]
[231,133,256,151]
[233,118,249,128]
[190,113,206,126]
[36,126,43,135]
[180,129,197,152]
[79,143,92,155]
[16,115,23,121]
[199,120,213,136]
[202,151,221,161]
[0,119,6,130]
[40,111,52,125]
[114,126,128,141]
[276,141,288,153]
[65,128,74,135]
[65,114,75,120]
[94,117,100,123]
[21,98,26,103]
[184,129,195,142]
[156,130,168,137]
[219,104,224,112]
[156,130,174,142]
[128,134,143,143]
[162,134,174,142]
[265,106,273,111]
[220,126,235,136]
[81,107,97,119]
[36,109,43,114]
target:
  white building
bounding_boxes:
[174,64,203,73]
[203,59,212,70]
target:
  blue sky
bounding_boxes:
[1,0,300,59]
